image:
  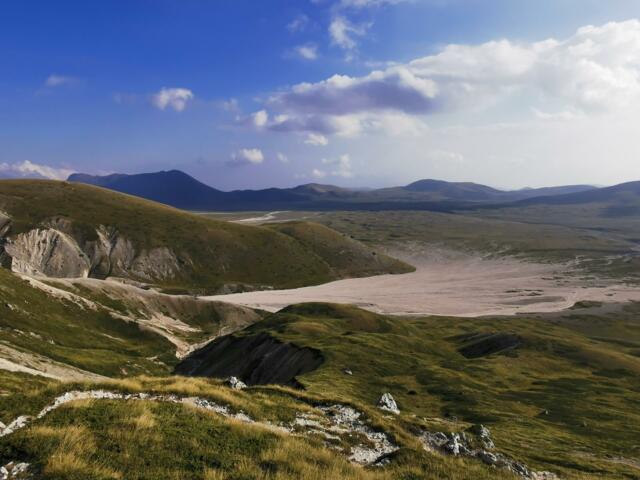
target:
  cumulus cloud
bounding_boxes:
[321,154,353,177]
[329,16,368,50]
[294,44,319,60]
[287,14,309,33]
[261,20,640,138]
[251,110,269,128]
[305,133,329,146]
[152,87,194,111]
[0,160,74,180]
[277,152,289,163]
[45,74,79,87]
[228,148,265,166]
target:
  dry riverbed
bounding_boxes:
[204,247,640,317]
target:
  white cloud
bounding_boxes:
[251,110,269,128]
[287,14,309,33]
[294,44,319,60]
[45,74,79,87]
[152,87,194,112]
[228,148,265,166]
[261,19,640,140]
[0,160,74,180]
[277,152,289,163]
[304,133,329,146]
[312,168,327,178]
[329,16,368,50]
[321,154,353,177]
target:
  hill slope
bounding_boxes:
[176,302,640,479]
[0,180,412,292]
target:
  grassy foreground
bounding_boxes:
[2,302,639,478]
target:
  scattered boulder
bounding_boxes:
[343,369,353,375]
[0,461,30,479]
[469,423,495,450]
[478,450,499,465]
[227,376,247,390]
[377,393,399,414]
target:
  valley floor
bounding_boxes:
[203,247,640,316]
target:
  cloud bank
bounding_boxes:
[260,20,640,137]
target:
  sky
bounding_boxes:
[1,0,640,190]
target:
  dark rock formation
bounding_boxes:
[175,332,324,388]
[457,332,523,359]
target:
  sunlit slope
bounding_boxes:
[179,302,640,478]
[0,180,412,292]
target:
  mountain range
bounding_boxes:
[68,170,604,211]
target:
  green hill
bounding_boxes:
[0,180,412,293]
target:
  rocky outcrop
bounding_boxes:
[418,423,555,479]
[5,228,91,278]
[377,393,400,414]
[174,332,324,388]
[0,218,184,283]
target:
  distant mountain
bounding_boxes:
[512,180,640,206]
[68,171,228,210]
[68,170,601,212]
[403,179,503,201]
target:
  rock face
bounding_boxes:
[377,393,400,414]
[0,216,183,283]
[174,332,324,388]
[5,228,91,278]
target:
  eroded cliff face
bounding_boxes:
[4,228,91,278]
[0,214,183,283]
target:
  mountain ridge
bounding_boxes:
[68,170,599,211]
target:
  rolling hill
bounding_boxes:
[0,180,412,293]
[69,170,597,211]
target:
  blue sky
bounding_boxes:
[2,0,640,189]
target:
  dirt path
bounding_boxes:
[204,248,640,317]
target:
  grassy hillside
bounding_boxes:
[317,210,640,281]
[2,302,640,478]
[0,180,411,292]
[188,302,640,479]
[0,267,176,377]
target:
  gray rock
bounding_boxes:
[444,433,462,456]
[478,450,499,465]
[377,393,399,414]
[0,461,30,479]
[343,369,353,375]
[469,423,495,449]
[227,376,247,390]
[5,228,91,278]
